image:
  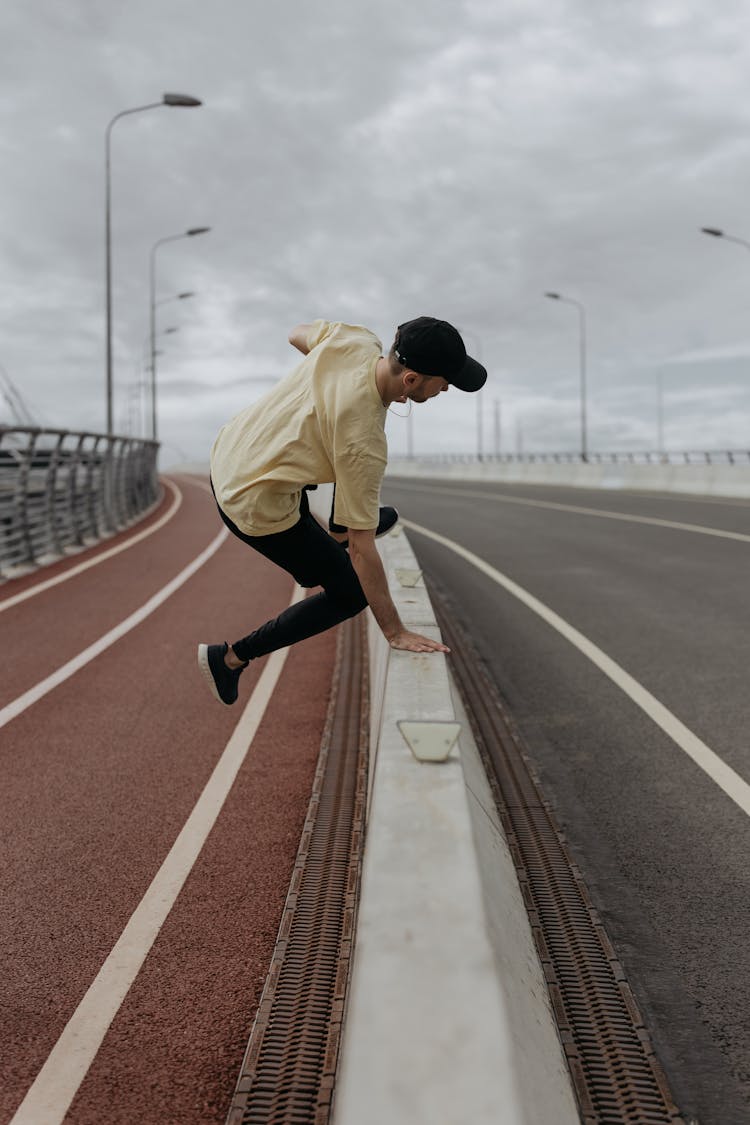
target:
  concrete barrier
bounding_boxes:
[307,485,578,1125]
[386,456,750,498]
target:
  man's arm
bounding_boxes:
[289,324,312,355]
[347,529,449,653]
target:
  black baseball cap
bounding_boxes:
[394,317,487,392]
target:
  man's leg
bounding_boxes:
[208,490,367,658]
[327,483,399,547]
[328,484,348,536]
[199,496,367,704]
[229,510,367,661]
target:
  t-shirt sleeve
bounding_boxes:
[332,446,387,529]
[315,321,387,529]
[331,402,387,528]
[306,319,336,352]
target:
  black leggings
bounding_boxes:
[214,489,368,662]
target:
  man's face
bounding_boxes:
[405,373,449,403]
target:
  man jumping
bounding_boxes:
[198,316,487,705]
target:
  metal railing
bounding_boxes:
[394,449,750,466]
[0,427,160,581]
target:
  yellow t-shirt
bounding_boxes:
[210,320,388,536]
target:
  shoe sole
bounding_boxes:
[197,644,228,705]
[377,507,399,538]
[341,511,399,550]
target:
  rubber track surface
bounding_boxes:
[0,474,337,1125]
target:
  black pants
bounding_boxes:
[214,488,368,662]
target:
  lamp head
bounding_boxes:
[187,227,211,236]
[701,227,724,238]
[163,93,202,107]
[544,291,561,300]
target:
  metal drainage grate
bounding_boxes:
[226,614,368,1125]
[433,594,686,1125]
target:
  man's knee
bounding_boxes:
[326,568,368,617]
[341,585,368,617]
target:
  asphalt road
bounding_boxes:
[383,475,750,1125]
[0,474,335,1125]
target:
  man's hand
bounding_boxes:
[387,629,450,654]
[347,530,449,654]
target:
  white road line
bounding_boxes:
[395,481,750,544]
[404,518,750,819]
[0,526,229,732]
[8,586,304,1125]
[391,475,750,510]
[0,478,183,614]
[176,473,212,495]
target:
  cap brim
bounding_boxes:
[449,355,487,392]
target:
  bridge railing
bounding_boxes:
[0,427,160,581]
[395,449,750,465]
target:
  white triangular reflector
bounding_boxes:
[395,568,423,588]
[397,720,461,763]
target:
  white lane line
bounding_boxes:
[391,474,750,510]
[175,473,212,495]
[9,585,304,1125]
[395,481,750,544]
[0,526,229,732]
[0,478,183,614]
[404,518,750,819]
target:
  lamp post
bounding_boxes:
[149,228,210,441]
[105,93,202,436]
[700,226,750,447]
[459,327,484,459]
[544,291,588,462]
[140,327,178,432]
[656,370,665,457]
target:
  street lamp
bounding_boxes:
[105,93,202,436]
[493,398,501,457]
[656,370,665,457]
[544,291,588,462]
[700,226,750,447]
[139,326,183,435]
[149,227,210,440]
[459,327,484,459]
[700,226,750,252]
[156,290,195,308]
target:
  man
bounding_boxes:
[198,316,487,705]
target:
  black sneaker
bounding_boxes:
[198,642,247,705]
[341,506,399,549]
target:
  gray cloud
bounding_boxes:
[1,0,749,463]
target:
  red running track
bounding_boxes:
[0,474,337,1125]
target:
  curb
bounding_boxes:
[323,507,578,1125]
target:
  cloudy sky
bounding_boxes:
[2,0,750,465]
